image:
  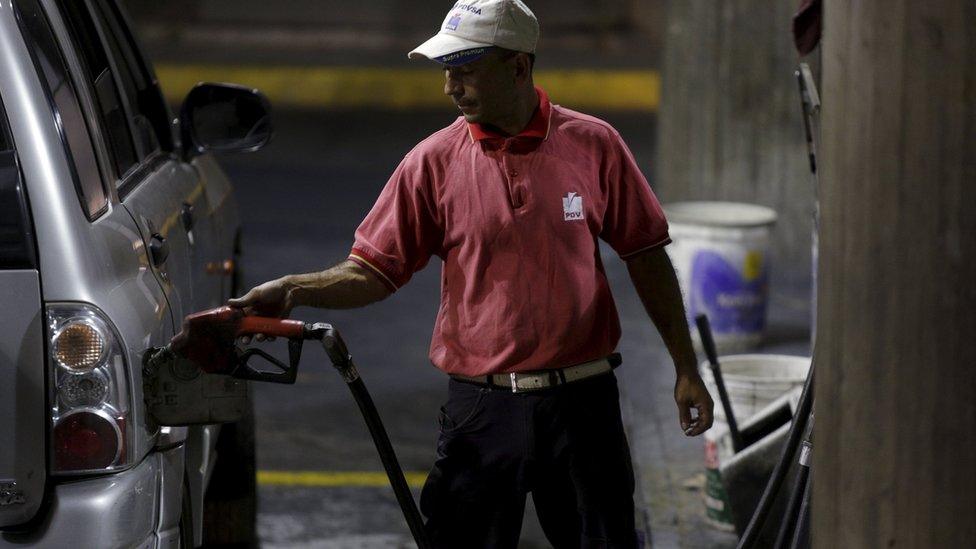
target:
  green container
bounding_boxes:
[703,427,736,531]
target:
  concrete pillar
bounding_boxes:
[813,0,976,546]
[657,0,815,294]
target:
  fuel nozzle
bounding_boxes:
[161,306,311,384]
[308,323,360,383]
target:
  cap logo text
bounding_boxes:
[452,3,483,15]
[436,47,489,64]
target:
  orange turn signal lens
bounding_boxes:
[53,322,106,372]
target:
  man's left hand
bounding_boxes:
[674,374,714,436]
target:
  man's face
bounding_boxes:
[443,50,520,126]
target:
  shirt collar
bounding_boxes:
[467,87,552,143]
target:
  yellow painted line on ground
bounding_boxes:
[258,470,429,488]
[155,64,659,112]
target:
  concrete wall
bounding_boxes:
[813,0,976,546]
[656,0,815,296]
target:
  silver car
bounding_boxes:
[0,0,271,546]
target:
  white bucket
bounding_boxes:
[664,202,778,353]
[698,354,810,425]
[700,354,810,531]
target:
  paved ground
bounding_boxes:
[219,107,811,548]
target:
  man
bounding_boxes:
[230,0,714,546]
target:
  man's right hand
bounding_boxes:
[227,277,297,342]
[226,261,392,345]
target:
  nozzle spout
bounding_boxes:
[314,323,359,383]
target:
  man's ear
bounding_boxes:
[514,52,532,84]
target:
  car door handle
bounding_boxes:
[149,233,169,266]
[181,202,195,233]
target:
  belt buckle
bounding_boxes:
[510,372,519,393]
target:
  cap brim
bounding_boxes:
[433,47,494,66]
[408,32,494,64]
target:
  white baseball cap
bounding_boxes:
[408,0,539,66]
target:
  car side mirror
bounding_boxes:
[179,82,273,160]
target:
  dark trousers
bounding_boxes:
[420,372,640,548]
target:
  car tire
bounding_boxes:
[201,395,258,548]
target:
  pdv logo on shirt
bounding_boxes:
[563,192,584,221]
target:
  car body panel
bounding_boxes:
[120,158,206,324]
[156,442,186,548]
[0,2,60,527]
[184,424,219,544]
[0,450,165,548]
[191,154,238,306]
[0,272,45,527]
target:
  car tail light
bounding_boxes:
[57,369,110,407]
[47,304,133,474]
[52,322,107,372]
[53,409,122,470]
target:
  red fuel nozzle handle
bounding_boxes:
[237,316,306,339]
[170,307,309,374]
[174,307,306,341]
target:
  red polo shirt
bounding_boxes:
[349,88,670,376]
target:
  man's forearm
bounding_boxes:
[625,247,699,377]
[284,260,392,310]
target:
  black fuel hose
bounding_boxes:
[345,376,431,548]
[318,326,432,549]
[736,357,815,549]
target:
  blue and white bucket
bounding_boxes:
[664,202,778,353]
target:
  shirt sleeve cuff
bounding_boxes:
[348,247,400,292]
[618,235,672,260]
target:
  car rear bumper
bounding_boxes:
[0,452,166,549]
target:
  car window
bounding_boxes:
[90,0,173,153]
[87,4,151,157]
[54,0,138,180]
[13,0,109,220]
